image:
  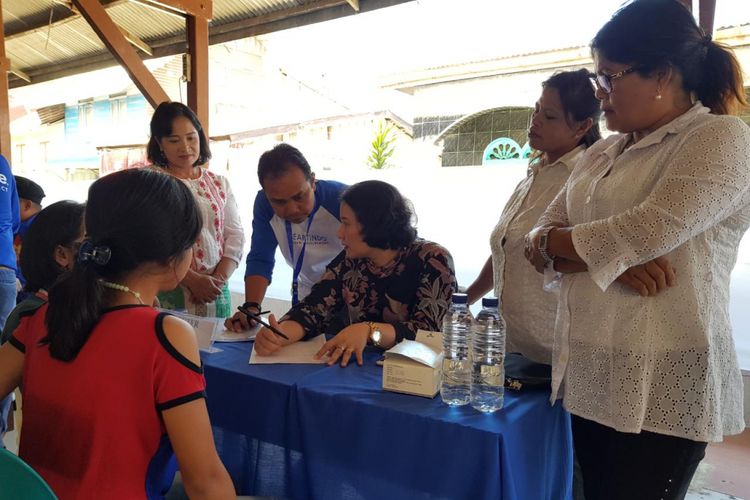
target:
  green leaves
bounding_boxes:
[367,121,397,170]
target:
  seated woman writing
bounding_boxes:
[253,180,457,367]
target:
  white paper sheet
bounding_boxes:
[158,308,262,347]
[249,334,327,364]
[213,323,261,343]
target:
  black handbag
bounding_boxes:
[504,353,551,391]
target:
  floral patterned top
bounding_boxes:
[284,239,457,342]
[151,166,244,317]
[183,168,244,274]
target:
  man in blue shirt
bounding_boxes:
[13,176,45,291]
[0,155,20,445]
[225,144,346,331]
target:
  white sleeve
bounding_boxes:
[221,178,245,265]
[534,181,570,230]
[572,118,750,290]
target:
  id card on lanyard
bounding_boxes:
[285,201,320,305]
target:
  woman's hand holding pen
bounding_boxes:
[254,316,305,356]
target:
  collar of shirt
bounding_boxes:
[529,145,585,176]
[603,102,710,161]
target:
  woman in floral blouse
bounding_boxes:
[147,102,244,317]
[254,180,457,367]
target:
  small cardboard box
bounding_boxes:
[382,340,443,398]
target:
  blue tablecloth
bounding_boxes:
[202,342,573,500]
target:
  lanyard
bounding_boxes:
[285,201,320,305]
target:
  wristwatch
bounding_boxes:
[367,322,383,348]
[538,227,556,266]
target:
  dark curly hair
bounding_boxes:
[147,102,211,166]
[340,180,416,250]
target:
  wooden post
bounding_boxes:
[699,0,716,35]
[0,0,12,162]
[187,14,210,135]
[72,0,170,108]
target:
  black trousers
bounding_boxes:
[571,415,707,500]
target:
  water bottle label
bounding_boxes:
[480,364,502,384]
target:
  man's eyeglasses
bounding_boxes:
[589,66,640,94]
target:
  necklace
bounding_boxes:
[165,164,201,180]
[99,279,145,305]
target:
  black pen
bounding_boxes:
[237,306,290,340]
[232,309,270,325]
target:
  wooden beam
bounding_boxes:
[187,14,209,135]
[72,0,169,108]
[345,0,360,11]
[129,0,212,20]
[0,1,11,162]
[118,26,153,56]
[9,64,31,84]
[699,0,716,35]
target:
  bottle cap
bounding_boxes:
[451,292,468,304]
[481,297,499,308]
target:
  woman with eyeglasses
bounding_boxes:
[525,1,749,499]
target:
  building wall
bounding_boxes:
[440,107,532,167]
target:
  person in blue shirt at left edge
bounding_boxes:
[13,175,45,293]
[0,154,19,444]
[225,143,347,331]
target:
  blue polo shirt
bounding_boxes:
[245,179,346,300]
[0,156,19,271]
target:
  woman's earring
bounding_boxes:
[655,93,662,101]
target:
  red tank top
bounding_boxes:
[10,304,206,499]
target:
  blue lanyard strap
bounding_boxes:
[285,201,320,305]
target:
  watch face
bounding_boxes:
[371,329,382,345]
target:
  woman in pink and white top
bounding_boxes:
[148,102,245,317]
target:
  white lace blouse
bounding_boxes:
[490,147,583,364]
[537,103,750,442]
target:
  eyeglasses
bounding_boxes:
[589,66,640,94]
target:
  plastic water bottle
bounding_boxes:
[440,293,472,406]
[470,297,505,413]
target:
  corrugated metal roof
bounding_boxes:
[3,0,71,34]
[36,102,65,124]
[3,0,413,88]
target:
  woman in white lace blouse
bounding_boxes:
[525,1,749,498]
[466,69,601,365]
